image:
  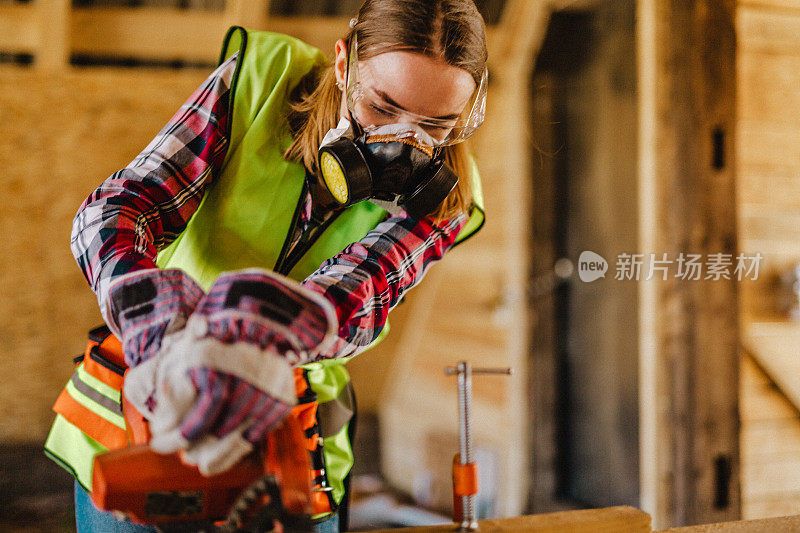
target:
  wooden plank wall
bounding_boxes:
[736,0,800,520]
[0,2,385,439]
[0,67,208,440]
[737,0,800,321]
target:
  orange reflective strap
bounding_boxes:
[80,329,126,390]
[122,390,150,446]
[52,387,127,450]
[98,333,124,368]
[83,326,125,367]
[312,490,333,514]
[293,367,309,396]
[83,350,124,391]
[291,403,318,442]
[51,329,129,453]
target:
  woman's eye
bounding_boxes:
[370,104,395,117]
[424,124,451,134]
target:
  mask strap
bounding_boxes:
[344,35,364,138]
[347,108,364,138]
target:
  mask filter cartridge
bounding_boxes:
[318,121,458,220]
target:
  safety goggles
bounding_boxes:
[345,35,487,146]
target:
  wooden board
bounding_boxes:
[743,322,800,412]
[740,205,800,250]
[742,493,800,520]
[368,506,651,533]
[740,356,800,519]
[660,514,800,532]
[739,0,800,15]
[740,358,799,422]
[0,4,38,54]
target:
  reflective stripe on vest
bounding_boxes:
[45,329,128,491]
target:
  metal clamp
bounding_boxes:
[445,362,512,531]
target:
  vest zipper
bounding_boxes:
[273,180,309,275]
[273,177,343,276]
[279,208,342,276]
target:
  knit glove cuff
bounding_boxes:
[105,268,205,367]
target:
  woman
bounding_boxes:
[55,1,488,531]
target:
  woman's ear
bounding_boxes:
[334,38,348,88]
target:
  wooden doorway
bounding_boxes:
[527,1,740,527]
[528,0,639,512]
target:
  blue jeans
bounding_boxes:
[75,480,339,532]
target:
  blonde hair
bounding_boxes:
[284,0,487,221]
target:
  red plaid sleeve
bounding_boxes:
[70,55,236,318]
[302,211,469,360]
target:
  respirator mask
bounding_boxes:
[317,34,488,220]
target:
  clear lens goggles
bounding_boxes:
[345,35,487,146]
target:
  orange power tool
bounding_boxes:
[91,403,316,533]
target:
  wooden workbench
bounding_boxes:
[662,514,800,532]
[368,506,650,532]
[365,506,800,532]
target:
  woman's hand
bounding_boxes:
[123,268,337,475]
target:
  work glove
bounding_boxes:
[123,268,337,475]
[106,268,205,368]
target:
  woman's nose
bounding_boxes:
[394,112,420,126]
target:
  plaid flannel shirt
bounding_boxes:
[71,52,467,362]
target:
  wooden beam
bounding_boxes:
[492,0,551,74]
[738,0,800,13]
[70,7,228,62]
[638,0,739,528]
[224,0,270,31]
[69,8,348,64]
[36,0,71,70]
[549,0,604,9]
[266,16,348,55]
[4,5,504,66]
[743,322,800,412]
[527,71,561,513]
[0,4,39,54]
[659,514,800,532]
